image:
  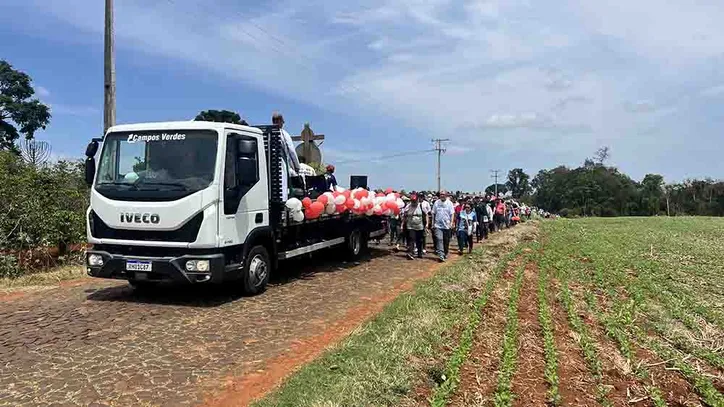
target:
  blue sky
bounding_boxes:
[2,0,723,191]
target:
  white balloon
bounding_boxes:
[386,193,396,201]
[365,208,374,216]
[324,192,335,201]
[292,211,305,222]
[334,195,346,205]
[326,204,336,215]
[384,208,392,216]
[396,198,404,208]
[353,199,361,209]
[285,198,302,210]
[335,186,346,193]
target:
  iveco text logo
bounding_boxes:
[120,212,160,224]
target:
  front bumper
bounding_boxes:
[85,250,227,283]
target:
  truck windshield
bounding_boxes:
[95,130,218,200]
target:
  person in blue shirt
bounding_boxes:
[456,202,477,255]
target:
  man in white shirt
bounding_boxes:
[431,190,455,262]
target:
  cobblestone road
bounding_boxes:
[0,247,445,407]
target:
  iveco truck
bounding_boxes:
[83,121,386,294]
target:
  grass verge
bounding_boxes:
[0,264,86,291]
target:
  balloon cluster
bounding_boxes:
[285,187,405,222]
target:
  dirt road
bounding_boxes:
[0,246,451,407]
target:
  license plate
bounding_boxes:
[126,260,152,272]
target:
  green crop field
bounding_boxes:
[255,218,724,407]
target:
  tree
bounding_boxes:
[194,109,248,125]
[640,174,664,215]
[0,61,51,151]
[505,168,531,199]
[19,139,51,167]
[594,146,610,164]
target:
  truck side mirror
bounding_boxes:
[84,157,96,186]
[85,140,99,158]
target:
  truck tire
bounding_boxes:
[346,229,363,260]
[242,245,271,295]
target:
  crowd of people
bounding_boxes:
[388,191,533,262]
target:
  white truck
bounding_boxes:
[83,121,387,294]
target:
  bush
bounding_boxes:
[0,151,88,276]
[0,254,21,279]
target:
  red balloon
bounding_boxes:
[392,205,400,215]
[333,191,341,198]
[317,195,328,205]
[376,193,385,198]
[336,204,346,213]
[302,197,312,208]
[309,201,324,216]
[395,193,401,199]
[385,201,396,210]
[345,198,355,209]
[357,189,368,198]
[343,190,351,199]
[385,187,393,194]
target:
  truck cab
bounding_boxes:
[84,121,385,294]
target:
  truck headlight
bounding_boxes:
[88,254,104,267]
[185,260,210,272]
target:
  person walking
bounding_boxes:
[457,202,477,254]
[494,198,506,231]
[420,194,432,254]
[432,191,455,262]
[403,194,426,260]
[474,197,488,241]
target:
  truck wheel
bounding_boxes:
[242,245,270,295]
[346,229,363,259]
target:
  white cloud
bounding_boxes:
[50,103,99,117]
[625,100,657,113]
[35,86,50,98]
[700,84,724,97]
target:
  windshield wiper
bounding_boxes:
[96,181,136,188]
[138,181,189,191]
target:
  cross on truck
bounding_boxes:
[83,121,387,294]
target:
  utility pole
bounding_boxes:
[432,138,450,192]
[104,0,116,133]
[490,169,501,196]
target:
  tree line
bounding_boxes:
[497,157,723,217]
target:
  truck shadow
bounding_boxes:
[85,246,392,308]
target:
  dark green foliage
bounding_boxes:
[505,168,531,199]
[0,60,51,150]
[0,151,88,277]
[532,162,724,217]
[194,109,247,125]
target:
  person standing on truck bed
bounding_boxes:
[324,164,338,190]
[272,111,301,200]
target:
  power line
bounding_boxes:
[432,139,450,192]
[334,149,435,164]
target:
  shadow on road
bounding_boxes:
[85,246,392,307]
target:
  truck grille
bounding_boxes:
[90,211,203,243]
